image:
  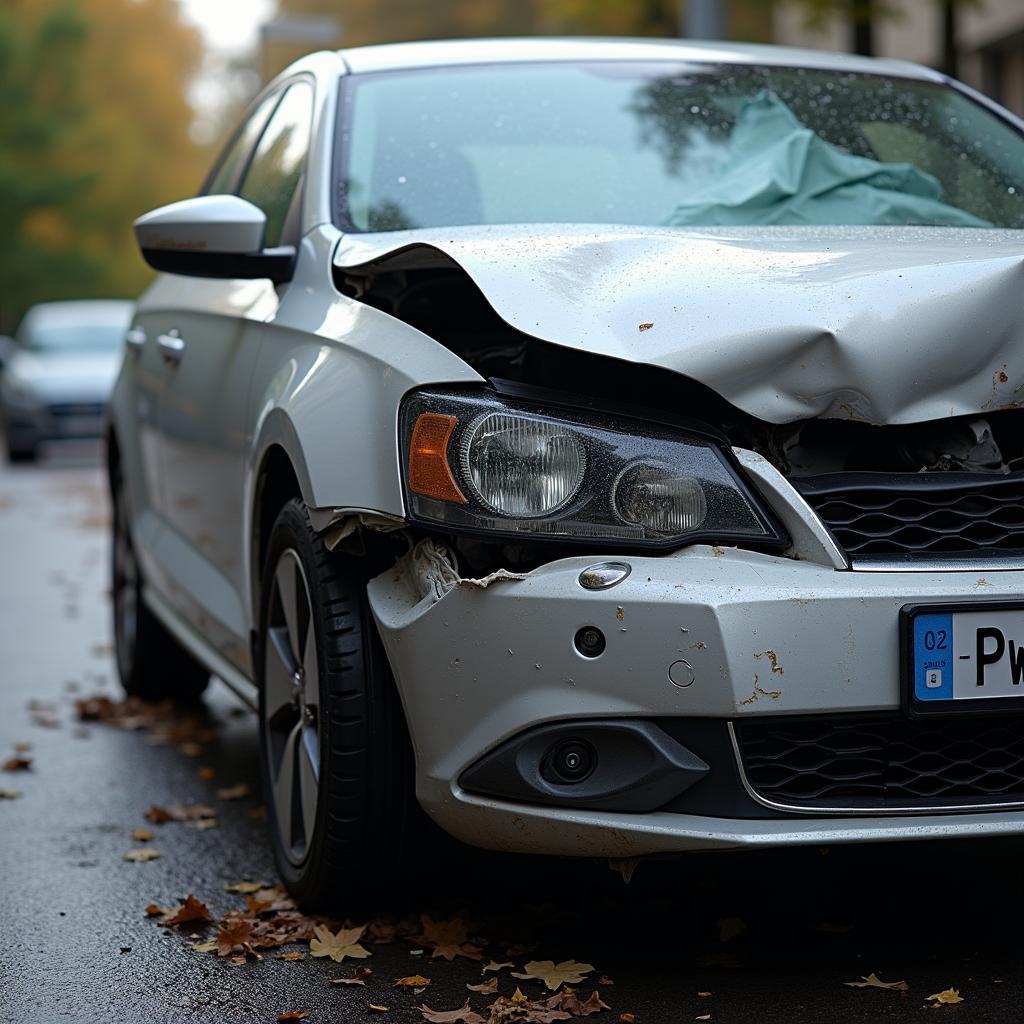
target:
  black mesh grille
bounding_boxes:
[735,714,1024,810]
[797,472,1024,559]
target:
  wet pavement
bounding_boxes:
[2,449,1024,1023]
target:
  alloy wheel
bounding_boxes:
[263,549,321,865]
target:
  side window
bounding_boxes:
[239,81,314,249]
[204,91,281,196]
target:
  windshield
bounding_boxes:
[24,324,125,353]
[339,62,1024,231]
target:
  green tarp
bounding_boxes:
[668,91,991,228]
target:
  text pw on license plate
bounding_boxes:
[908,606,1024,713]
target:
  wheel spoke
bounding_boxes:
[265,627,298,719]
[298,725,319,853]
[275,556,307,665]
[272,722,301,852]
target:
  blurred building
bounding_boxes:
[774,0,1024,115]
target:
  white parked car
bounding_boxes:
[110,38,1024,905]
[2,300,132,461]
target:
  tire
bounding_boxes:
[111,466,209,701]
[257,498,428,908]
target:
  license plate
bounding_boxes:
[903,603,1024,716]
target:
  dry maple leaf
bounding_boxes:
[418,1000,484,1023]
[276,950,306,961]
[144,805,174,824]
[215,782,250,800]
[217,918,255,957]
[3,756,31,772]
[396,975,431,988]
[309,924,371,963]
[123,848,161,862]
[161,895,213,928]
[618,1015,636,1023]
[328,966,372,986]
[224,880,267,894]
[844,973,909,992]
[927,989,963,1005]
[276,1013,308,1022]
[132,827,154,842]
[467,978,497,994]
[550,990,609,1017]
[417,916,483,962]
[483,961,514,973]
[512,960,595,991]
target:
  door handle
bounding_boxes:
[125,327,146,351]
[157,330,185,366]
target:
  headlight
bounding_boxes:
[400,388,785,550]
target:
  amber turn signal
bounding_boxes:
[407,412,466,504]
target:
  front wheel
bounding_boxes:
[257,499,428,908]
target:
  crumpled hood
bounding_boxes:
[335,223,1024,426]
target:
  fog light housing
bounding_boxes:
[543,739,597,785]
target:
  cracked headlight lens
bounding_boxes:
[462,412,586,517]
[400,387,785,550]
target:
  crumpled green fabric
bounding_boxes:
[668,90,991,228]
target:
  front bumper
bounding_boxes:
[368,542,1024,857]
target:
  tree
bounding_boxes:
[0,0,206,333]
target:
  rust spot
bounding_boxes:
[615,606,624,622]
[738,673,782,706]
[754,650,784,675]
[712,546,724,557]
[999,370,1009,383]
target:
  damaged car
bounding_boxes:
[109,38,1024,903]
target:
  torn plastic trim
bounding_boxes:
[311,507,407,553]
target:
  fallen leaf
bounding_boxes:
[276,1013,309,1023]
[550,990,610,1016]
[466,978,497,994]
[13,742,30,753]
[697,992,711,998]
[598,977,614,986]
[197,766,216,780]
[396,975,431,988]
[845,973,909,992]
[0,789,22,799]
[132,827,154,842]
[417,917,483,962]
[328,966,373,986]
[224,881,268,894]
[368,1006,389,1014]
[188,817,217,830]
[144,805,173,824]
[276,950,306,961]
[161,895,213,927]
[927,989,963,1005]
[418,1001,484,1023]
[3,756,31,772]
[217,918,255,957]
[512,960,595,991]
[483,961,513,973]
[145,904,170,917]
[123,848,161,862]
[310,924,371,963]
[192,940,218,953]
[178,742,202,757]
[215,782,250,800]
[716,917,746,943]
[619,1016,636,1023]
[695,1016,711,1022]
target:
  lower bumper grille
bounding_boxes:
[734,714,1024,811]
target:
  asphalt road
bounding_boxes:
[2,448,1024,1024]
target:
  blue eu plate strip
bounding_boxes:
[913,612,954,701]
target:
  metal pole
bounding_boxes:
[682,0,727,39]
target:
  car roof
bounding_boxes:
[338,36,944,83]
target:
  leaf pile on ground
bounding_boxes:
[421,986,610,1023]
[75,694,218,751]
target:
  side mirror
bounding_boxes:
[133,195,295,284]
